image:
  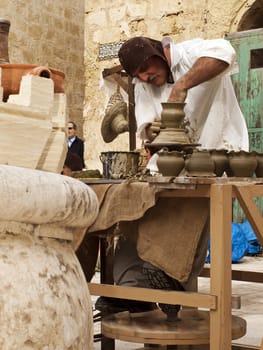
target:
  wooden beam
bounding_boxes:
[111,73,128,93]
[233,184,263,246]
[210,183,233,350]
[102,65,123,78]
[127,75,136,150]
[88,283,217,310]
[200,267,263,283]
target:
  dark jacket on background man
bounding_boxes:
[68,136,85,169]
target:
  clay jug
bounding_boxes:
[157,148,185,176]
[30,65,52,78]
[228,150,257,177]
[255,152,263,177]
[209,149,229,177]
[185,149,215,176]
[0,18,10,63]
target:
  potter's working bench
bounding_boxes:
[86,177,263,350]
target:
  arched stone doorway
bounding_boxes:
[230,0,263,32]
[238,0,263,30]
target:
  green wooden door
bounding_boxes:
[226,29,263,222]
[226,28,263,152]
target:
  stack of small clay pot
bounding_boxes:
[157,148,263,178]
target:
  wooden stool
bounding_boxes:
[102,309,246,349]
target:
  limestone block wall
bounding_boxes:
[1,0,85,135]
[84,0,254,171]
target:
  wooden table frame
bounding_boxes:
[88,177,263,350]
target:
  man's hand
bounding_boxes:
[145,120,162,141]
[168,86,187,103]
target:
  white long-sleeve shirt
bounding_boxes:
[134,37,249,152]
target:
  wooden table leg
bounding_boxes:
[100,234,115,350]
[210,184,233,350]
[100,235,114,285]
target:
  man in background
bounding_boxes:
[67,121,85,169]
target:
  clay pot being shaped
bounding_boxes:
[255,152,263,177]
[209,149,229,177]
[228,150,257,177]
[152,102,191,145]
[157,147,185,176]
[185,149,216,177]
[0,63,65,102]
[161,102,186,129]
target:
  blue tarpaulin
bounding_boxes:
[206,220,261,263]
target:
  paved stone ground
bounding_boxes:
[91,256,263,350]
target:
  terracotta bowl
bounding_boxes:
[0,63,65,101]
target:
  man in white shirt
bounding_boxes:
[95,36,249,317]
[119,36,248,151]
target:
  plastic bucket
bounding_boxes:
[100,151,140,179]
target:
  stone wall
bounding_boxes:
[1,0,85,135]
[84,0,255,171]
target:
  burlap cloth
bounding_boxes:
[88,181,209,282]
[88,182,159,232]
[137,197,209,282]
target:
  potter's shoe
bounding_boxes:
[95,296,157,315]
[143,262,185,321]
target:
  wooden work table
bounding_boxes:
[86,176,263,350]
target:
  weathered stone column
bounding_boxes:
[0,165,99,349]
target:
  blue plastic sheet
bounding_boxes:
[239,220,262,255]
[206,222,250,263]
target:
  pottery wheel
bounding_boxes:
[102,309,246,345]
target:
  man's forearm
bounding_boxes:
[168,57,229,102]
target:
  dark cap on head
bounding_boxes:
[118,36,168,77]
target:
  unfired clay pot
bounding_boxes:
[255,152,263,177]
[157,147,185,176]
[161,102,186,129]
[228,150,257,177]
[209,149,229,177]
[185,149,216,177]
[152,102,191,145]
